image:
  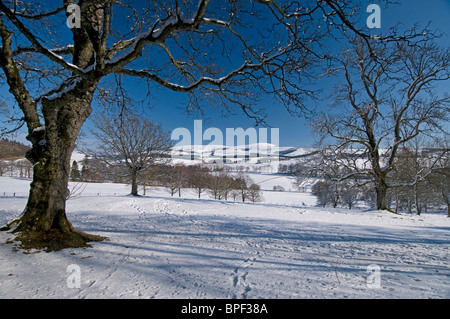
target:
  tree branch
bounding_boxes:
[104,0,211,73]
[0,19,41,133]
[0,1,88,75]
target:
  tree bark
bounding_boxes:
[4,83,105,250]
[414,184,421,216]
[131,167,139,196]
[375,178,388,211]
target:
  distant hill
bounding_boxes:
[0,139,31,160]
[170,143,318,165]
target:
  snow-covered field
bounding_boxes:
[0,176,449,299]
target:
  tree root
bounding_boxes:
[0,218,21,231]
[5,228,106,252]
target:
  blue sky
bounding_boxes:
[103,0,450,148]
[1,0,450,148]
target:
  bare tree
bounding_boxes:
[91,112,172,196]
[158,165,178,197]
[248,183,263,203]
[312,180,340,208]
[173,164,190,197]
[0,0,396,249]
[340,182,359,210]
[217,171,235,201]
[386,139,450,215]
[0,160,7,176]
[207,170,223,200]
[314,35,450,211]
[189,165,210,199]
[427,165,450,217]
[234,172,254,203]
[164,169,180,197]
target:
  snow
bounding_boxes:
[45,77,82,101]
[71,151,87,163]
[0,176,449,299]
[170,143,282,168]
[32,126,46,133]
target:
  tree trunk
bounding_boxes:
[394,192,398,213]
[375,179,388,210]
[131,167,139,196]
[2,84,105,251]
[414,183,421,215]
[443,190,450,217]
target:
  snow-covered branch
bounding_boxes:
[117,48,287,93]
[0,1,87,76]
[104,0,211,72]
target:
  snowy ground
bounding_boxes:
[0,176,449,299]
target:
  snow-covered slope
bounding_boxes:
[0,176,449,299]
[171,143,293,166]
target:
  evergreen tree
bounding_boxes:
[70,160,81,181]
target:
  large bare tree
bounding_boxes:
[0,0,391,249]
[314,35,450,210]
[91,112,172,196]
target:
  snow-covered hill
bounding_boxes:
[0,176,449,299]
[169,143,314,165]
[67,144,313,174]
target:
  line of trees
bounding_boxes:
[0,139,33,178]
[156,164,263,203]
[70,159,263,203]
[0,158,32,178]
[297,144,449,216]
